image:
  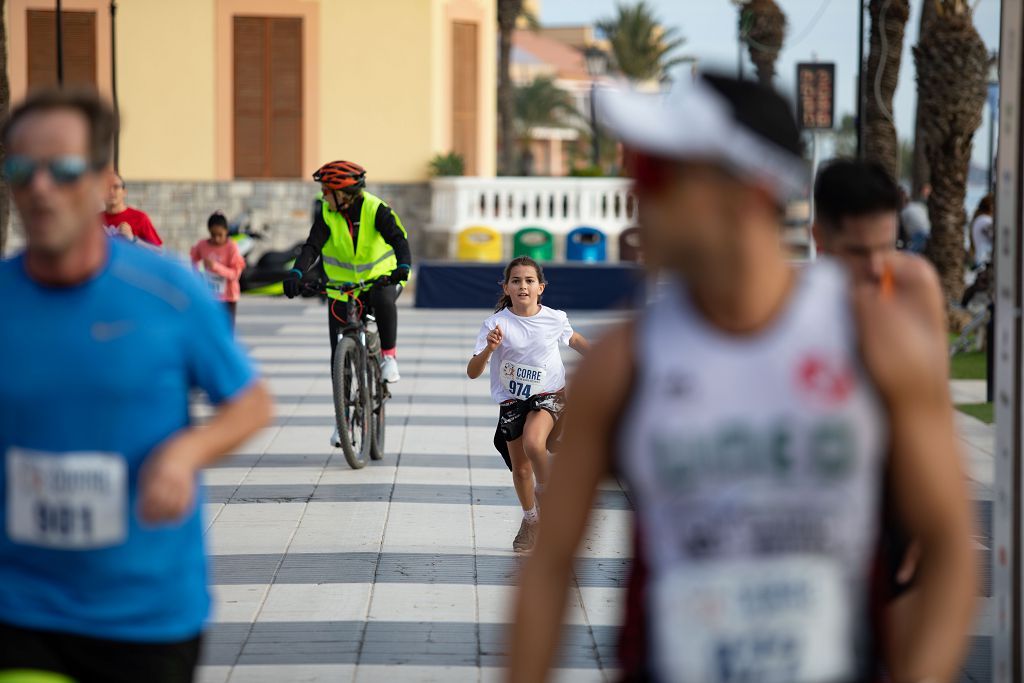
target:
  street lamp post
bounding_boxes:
[56,0,64,86]
[988,53,999,191]
[584,47,609,169]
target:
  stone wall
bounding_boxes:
[5,181,434,260]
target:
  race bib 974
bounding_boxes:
[501,361,546,399]
[6,448,128,550]
[651,556,854,683]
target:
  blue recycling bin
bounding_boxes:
[566,227,607,263]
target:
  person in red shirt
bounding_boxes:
[190,212,246,329]
[101,173,162,247]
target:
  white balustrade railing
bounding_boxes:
[430,177,638,236]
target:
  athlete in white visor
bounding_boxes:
[507,73,976,683]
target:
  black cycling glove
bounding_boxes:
[283,268,303,299]
[389,265,411,286]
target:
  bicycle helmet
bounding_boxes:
[313,160,366,195]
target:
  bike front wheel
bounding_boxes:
[332,336,372,469]
[369,356,387,461]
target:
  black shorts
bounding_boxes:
[493,391,566,471]
[0,621,202,683]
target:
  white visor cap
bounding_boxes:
[595,77,809,202]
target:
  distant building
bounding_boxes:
[510,25,603,176]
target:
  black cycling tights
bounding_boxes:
[327,284,399,367]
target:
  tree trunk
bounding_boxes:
[497,0,522,176]
[915,6,988,317]
[863,0,909,182]
[911,0,937,196]
[742,0,786,87]
[0,0,9,257]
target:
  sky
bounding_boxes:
[539,0,1003,166]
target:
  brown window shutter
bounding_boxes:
[233,16,303,178]
[451,22,479,175]
[27,10,97,92]
[268,18,303,178]
[233,16,268,179]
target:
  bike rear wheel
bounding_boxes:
[332,336,371,469]
[369,357,387,460]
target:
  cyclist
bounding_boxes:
[813,158,950,662]
[284,161,411,447]
[0,88,273,683]
[508,74,975,682]
[466,256,589,553]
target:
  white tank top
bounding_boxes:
[619,260,887,683]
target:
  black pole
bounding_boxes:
[855,0,865,159]
[110,1,120,171]
[55,0,64,86]
[738,16,745,80]
[590,80,599,168]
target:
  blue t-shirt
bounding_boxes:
[0,239,255,642]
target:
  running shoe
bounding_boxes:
[381,356,401,383]
[513,518,538,553]
[330,427,342,448]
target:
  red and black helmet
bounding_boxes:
[313,160,366,194]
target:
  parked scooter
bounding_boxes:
[226,213,305,295]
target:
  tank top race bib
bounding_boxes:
[6,448,128,550]
[500,360,547,399]
[651,556,854,683]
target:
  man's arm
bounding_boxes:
[293,201,331,275]
[375,204,412,267]
[140,380,273,523]
[507,323,632,683]
[855,281,976,682]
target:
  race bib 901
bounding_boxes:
[651,556,854,683]
[501,361,546,399]
[6,448,128,550]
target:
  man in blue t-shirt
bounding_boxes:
[0,89,273,682]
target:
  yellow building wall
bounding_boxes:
[6,0,495,182]
[319,1,434,183]
[117,0,216,180]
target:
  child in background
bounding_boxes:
[466,256,589,553]
[191,212,246,328]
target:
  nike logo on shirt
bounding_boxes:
[91,321,136,342]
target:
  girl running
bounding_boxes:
[466,256,589,553]
[191,211,246,329]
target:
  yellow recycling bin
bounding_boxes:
[456,226,503,262]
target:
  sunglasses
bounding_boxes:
[2,155,94,188]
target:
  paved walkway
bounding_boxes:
[197,299,995,683]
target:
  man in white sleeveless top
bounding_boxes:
[507,74,975,683]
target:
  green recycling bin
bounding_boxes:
[513,227,554,261]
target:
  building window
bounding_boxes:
[27,10,97,91]
[451,21,479,176]
[233,16,303,179]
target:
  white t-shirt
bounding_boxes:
[474,306,575,403]
[972,214,994,265]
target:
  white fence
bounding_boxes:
[429,177,638,236]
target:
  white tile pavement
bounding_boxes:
[198,298,995,682]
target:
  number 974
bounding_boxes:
[508,380,532,398]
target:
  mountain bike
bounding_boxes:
[311,277,397,469]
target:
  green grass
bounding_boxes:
[950,350,987,380]
[956,402,994,424]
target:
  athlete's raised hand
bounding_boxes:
[486,325,504,351]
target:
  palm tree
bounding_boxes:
[0,0,9,257]
[497,0,524,176]
[597,1,687,82]
[910,0,937,196]
[914,0,988,316]
[737,0,787,86]
[514,76,581,149]
[863,0,910,182]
